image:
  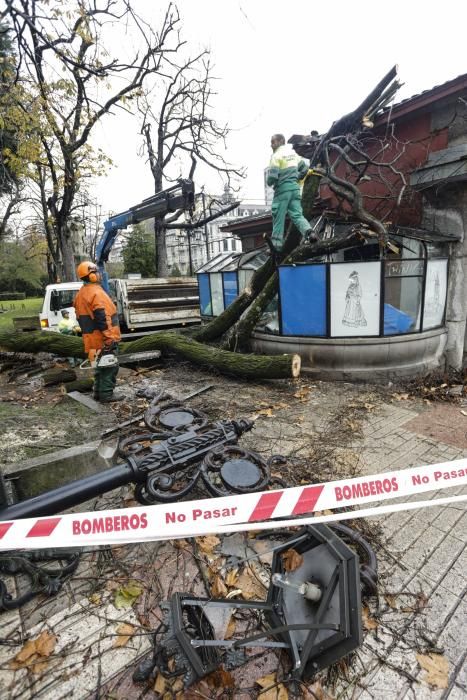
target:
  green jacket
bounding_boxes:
[267,144,308,193]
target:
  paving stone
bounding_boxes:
[363,666,411,699]
[455,661,466,689]
[444,511,467,541]
[400,526,448,571]
[417,534,465,587]
[421,588,463,638]
[431,506,465,533]
[402,684,445,700]
[436,601,467,666]
[446,685,467,699]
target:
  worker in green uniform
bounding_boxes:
[58,310,79,335]
[266,133,317,253]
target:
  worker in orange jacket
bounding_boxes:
[73,261,123,403]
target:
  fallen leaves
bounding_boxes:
[196,535,220,555]
[257,407,275,417]
[237,564,268,600]
[154,672,166,694]
[392,392,410,401]
[113,581,143,609]
[293,386,312,402]
[225,616,236,639]
[281,548,303,572]
[113,622,135,648]
[384,593,398,610]
[211,575,228,598]
[256,673,289,699]
[205,667,235,689]
[362,606,378,631]
[225,569,239,587]
[10,630,57,674]
[416,652,449,688]
[88,592,101,605]
[304,681,336,700]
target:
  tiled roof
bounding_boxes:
[377,72,467,122]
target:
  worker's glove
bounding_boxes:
[101,341,118,356]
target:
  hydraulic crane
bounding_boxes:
[95,179,195,290]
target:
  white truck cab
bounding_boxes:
[40,282,82,331]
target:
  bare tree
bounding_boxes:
[2,0,183,280]
[138,31,244,276]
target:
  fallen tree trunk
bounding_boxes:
[42,367,77,386]
[62,377,94,393]
[121,332,301,379]
[0,331,85,357]
[0,330,301,380]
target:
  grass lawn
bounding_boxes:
[0,297,43,330]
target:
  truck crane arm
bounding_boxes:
[95,179,195,290]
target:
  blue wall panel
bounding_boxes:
[279,265,327,336]
[198,274,212,315]
[223,272,238,308]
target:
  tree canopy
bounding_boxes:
[122,223,156,278]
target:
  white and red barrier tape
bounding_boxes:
[0,458,465,550]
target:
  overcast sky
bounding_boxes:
[92,0,467,218]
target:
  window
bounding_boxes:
[223,239,229,252]
[210,273,224,315]
[424,259,448,329]
[52,289,77,310]
[223,272,238,308]
[384,260,423,335]
[279,265,327,335]
[198,274,212,315]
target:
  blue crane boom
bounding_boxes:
[95,179,195,290]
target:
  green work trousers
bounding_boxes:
[94,364,119,401]
[271,188,310,251]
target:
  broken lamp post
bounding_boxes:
[134,524,363,688]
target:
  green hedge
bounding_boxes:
[0,292,26,301]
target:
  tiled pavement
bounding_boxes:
[343,402,467,700]
[0,374,465,699]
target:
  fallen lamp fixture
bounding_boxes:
[134,524,363,688]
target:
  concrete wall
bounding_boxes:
[416,99,467,368]
[252,327,447,382]
[422,186,467,368]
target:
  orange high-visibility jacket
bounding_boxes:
[73,283,121,354]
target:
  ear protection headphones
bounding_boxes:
[87,266,100,283]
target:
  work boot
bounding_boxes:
[304,229,319,244]
[99,392,125,404]
[263,232,281,264]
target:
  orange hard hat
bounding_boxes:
[76,260,99,281]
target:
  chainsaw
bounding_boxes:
[79,348,118,370]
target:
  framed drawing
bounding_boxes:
[423,259,448,329]
[330,262,381,337]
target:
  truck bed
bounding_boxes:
[122,277,200,329]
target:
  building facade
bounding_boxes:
[166,186,269,275]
